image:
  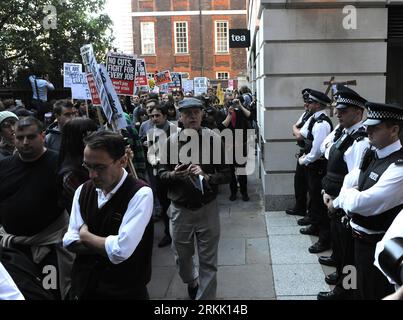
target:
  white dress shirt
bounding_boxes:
[374,209,403,285]
[333,140,403,234]
[300,110,332,165]
[63,169,153,264]
[321,121,370,171]
[0,262,24,300]
[321,124,339,159]
[29,75,55,102]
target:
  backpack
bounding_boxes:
[0,245,55,300]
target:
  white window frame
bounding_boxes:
[174,21,189,54]
[141,21,156,55]
[216,72,229,80]
[215,20,229,54]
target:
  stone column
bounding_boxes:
[249,0,388,210]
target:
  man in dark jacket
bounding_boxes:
[158,98,231,300]
[45,100,76,152]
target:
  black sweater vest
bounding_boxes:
[70,176,153,299]
[322,129,367,197]
[352,148,403,232]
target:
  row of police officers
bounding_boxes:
[288,84,403,300]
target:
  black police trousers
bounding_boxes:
[354,238,394,300]
[306,163,330,244]
[293,156,309,213]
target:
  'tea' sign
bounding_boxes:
[229,29,250,48]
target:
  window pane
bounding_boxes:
[215,21,228,53]
[175,22,188,54]
[217,72,229,80]
[141,22,155,55]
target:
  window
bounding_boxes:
[174,22,189,54]
[215,21,229,53]
[141,22,155,55]
[217,72,229,80]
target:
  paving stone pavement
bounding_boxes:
[148,173,333,300]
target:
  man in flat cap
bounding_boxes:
[158,97,231,300]
[318,85,370,300]
[298,89,333,253]
[326,102,403,300]
[287,89,313,220]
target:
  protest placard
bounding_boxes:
[71,72,91,100]
[80,44,127,130]
[135,59,148,87]
[63,63,82,88]
[167,72,182,92]
[154,70,172,86]
[106,52,136,96]
[182,79,194,94]
[194,77,209,96]
[86,73,101,105]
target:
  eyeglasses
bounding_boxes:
[82,160,115,173]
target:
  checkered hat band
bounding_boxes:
[336,97,365,108]
[367,110,403,121]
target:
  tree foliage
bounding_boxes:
[0,0,114,88]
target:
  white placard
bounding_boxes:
[63,63,82,88]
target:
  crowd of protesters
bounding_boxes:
[0,79,257,300]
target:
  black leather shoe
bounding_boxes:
[325,271,339,285]
[318,255,337,267]
[158,235,172,248]
[297,216,312,226]
[285,208,306,216]
[242,194,250,201]
[188,284,198,300]
[300,225,319,236]
[317,287,351,300]
[308,241,330,253]
[229,194,237,201]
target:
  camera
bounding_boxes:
[378,237,403,285]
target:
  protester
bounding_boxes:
[28,73,55,121]
[45,100,77,152]
[58,118,98,214]
[158,97,231,300]
[0,111,19,161]
[0,116,74,299]
[63,131,154,300]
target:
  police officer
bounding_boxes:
[327,102,403,300]
[318,85,369,300]
[286,89,313,219]
[298,90,333,253]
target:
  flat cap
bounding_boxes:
[178,97,204,111]
[363,102,403,126]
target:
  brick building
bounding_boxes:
[130,0,248,83]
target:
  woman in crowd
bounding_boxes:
[58,118,98,213]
